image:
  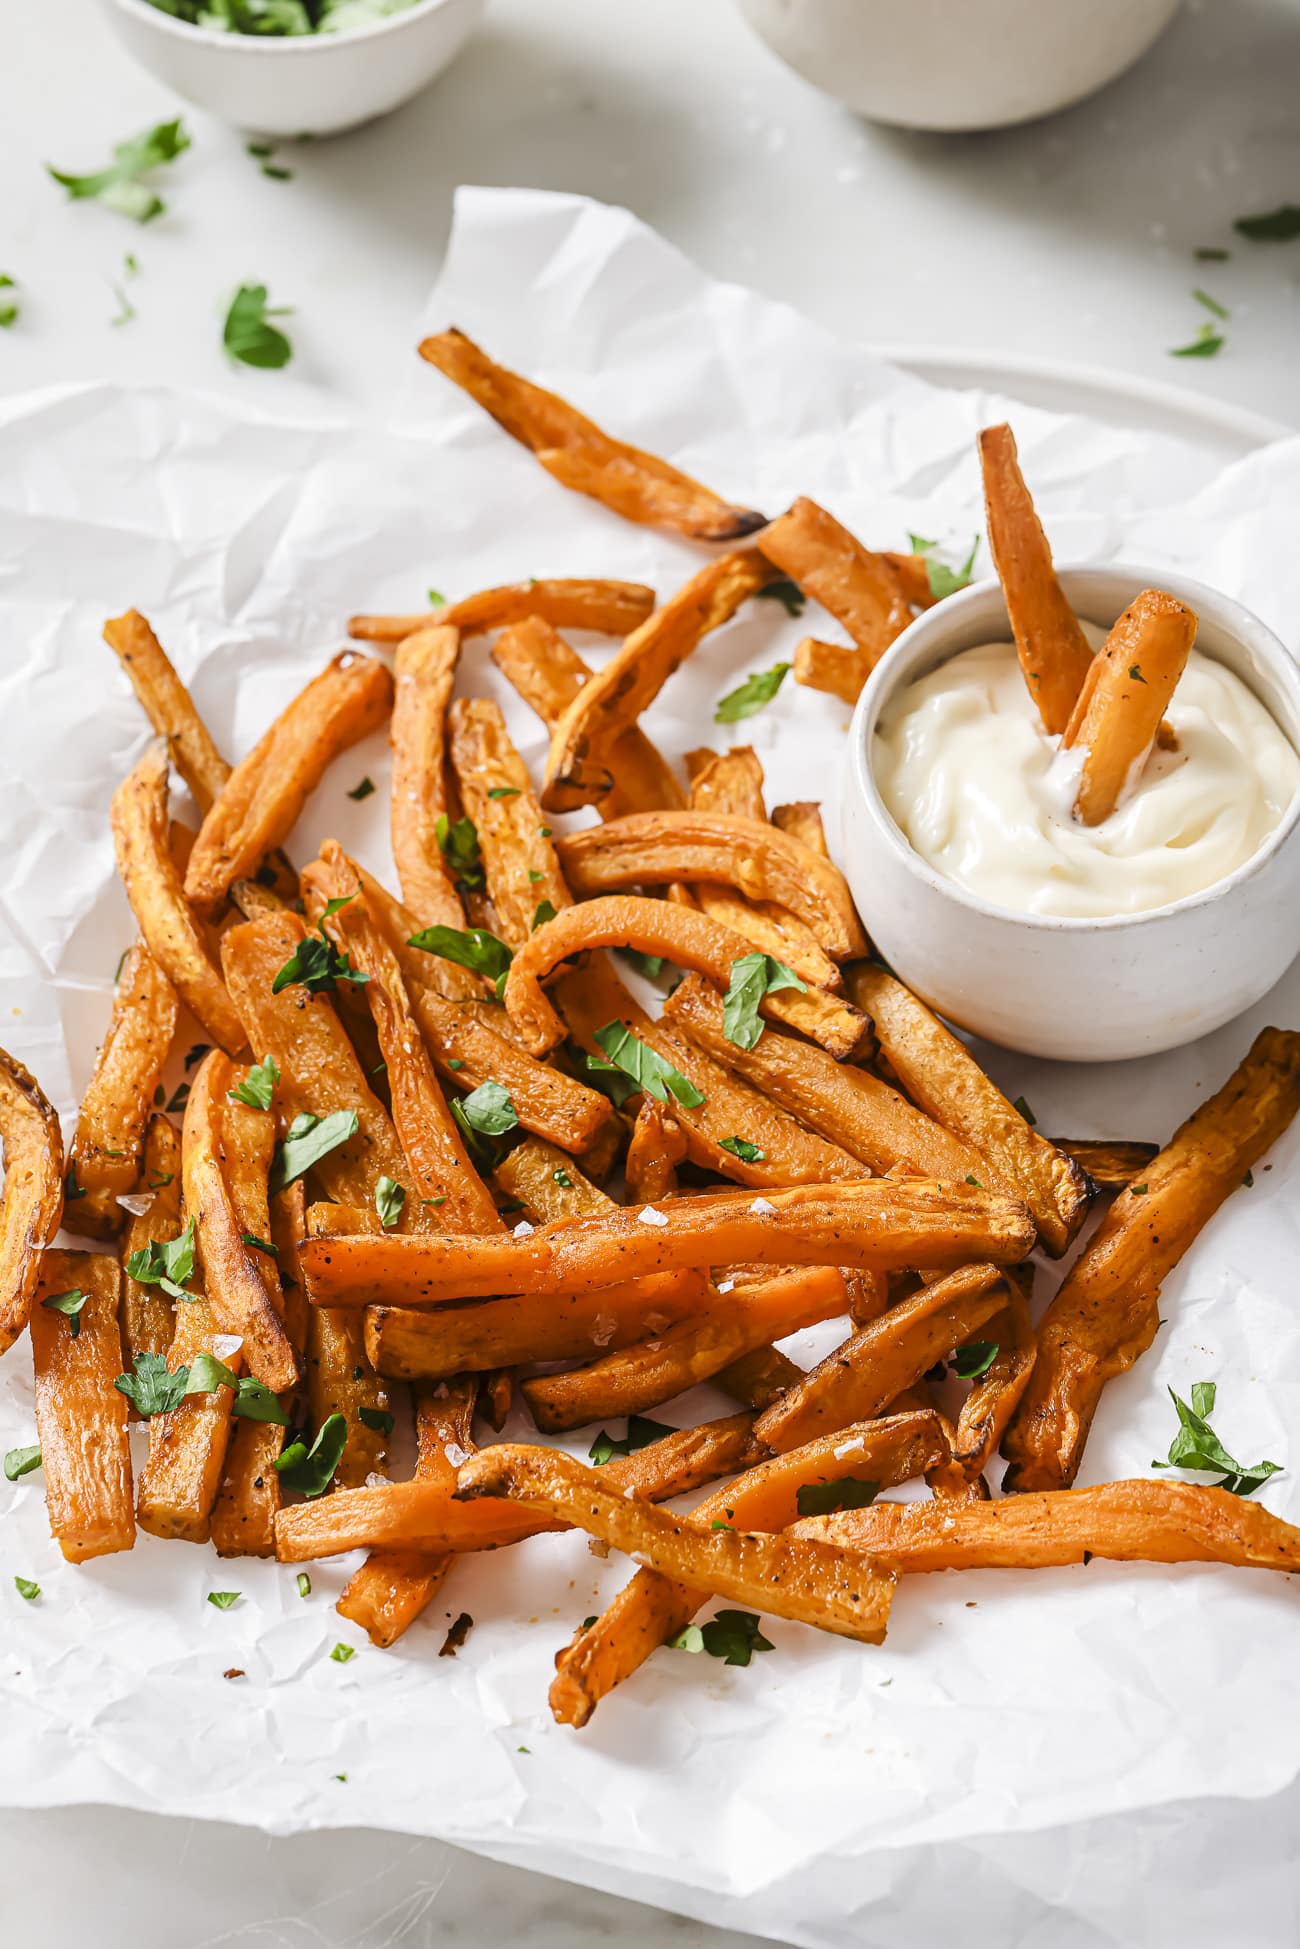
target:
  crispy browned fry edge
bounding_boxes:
[543,551,776,811]
[793,636,866,706]
[717,1343,804,1410]
[845,963,1091,1257]
[184,1051,297,1391]
[1003,1026,1300,1492]
[624,1098,688,1203]
[1063,590,1197,825]
[301,1201,392,1488]
[456,1444,894,1643]
[136,1290,237,1543]
[752,1263,1012,1452]
[351,579,656,646]
[662,972,989,1181]
[184,652,393,914]
[792,1479,1300,1574]
[0,1047,65,1354]
[556,957,864,1189]
[104,610,229,811]
[390,625,467,932]
[507,896,871,1061]
[771,802,828,857]
[300,1182,1035,1309]
[111,740,247,1054]
[120,1115,183,1382]
[978,422,1094,733]
[493,1134,613,1222]
[32,1249,135,1561]
[491,615,686,820]
[760,499,912,660]
[449,695,572,947]
[557,811,866,963]
[520,1264,850,1431]
[950,1269,1036,1476]
[66,942,177,1239]
[888,1382,987,1501]
[549,1412,941,1725]
[336,1376,477,1645]
[419,328,765,540]
[1052,1138,1159,1187]
[689,746,766,819]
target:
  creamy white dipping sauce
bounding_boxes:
[873,626,1300,919]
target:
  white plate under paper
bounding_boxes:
[3,188,1300,1949]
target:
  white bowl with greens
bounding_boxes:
[102,0,485,137]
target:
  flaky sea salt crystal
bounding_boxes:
[116,1190,155,1217]
[715,1278,735,1294]
[591,1313,617,1347]
[749,1197,776,1216]
[365,1471,387,1489]
[444,1442,470,1469]
[212,1335,243,1361]
[637,1204,668,1227]
[834,1436,865,1459]
[512,1219,535,1239]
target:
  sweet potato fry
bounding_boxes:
[419,328,765,540]
[301,1183,1035,1310]
[557,812,866,962]
[1052,1138,1159,1187]
[183,1051,297,1392]
[521,1264,850,1431]
[978,422,1094,733]
[449,696,572,946]
[120,1114,183,1377]
[269,1179,310,1356]
[792,1479,1300,1575]
[184,651,393,914]
[0,1048,64,1356]
[65,942,177,1239]
[662,973,988,1181]
[491,615,686,819]
[389,624,469,934]
[31,1249,134,1561]
[104,610,229,812]
[688,746,767,820]
[606,1410,763,1501]
[1003,1027,1300,1493]
[624,1097,688,1203]
[792,636,866,707]
[556,958,864,1188]
[301,1201,392,1488]
[350,578,656,647]
[276,1476,554,1560]
[548,1413,940,1725]
[1063,589,1197,825]
[760,499,912,661]
[716,1343,804,1411]
[507,897,871,1061]
[771,802,828,856]
[136,1291,238,1544]
[950,1269,1036,1477]
[457,1443,894,1642]
[494,1134,614,1224]
[752,1263,1012,1452]
[846,964,1091,1257]
[111,740,247,1054]
[883,551,941,610]
[543,551,775,811]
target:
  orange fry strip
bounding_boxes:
[846,964,1091,1257]
[389,624,468,934]
[65,942,177,1239]
[1051,1138,1159,1188]
[771,801,828,856]
[1063,589,1197,825]
[624,1097,688,1203]
[1003,1026,1300,1493]
[978,422,1093,733]
[184,651,393,915]
[350,578,655,647]
[300,1183,1035,1310]
[449,696,572,947]
[760,498,912,661]
[104,610,229,812]
[32,1249,134,1561]
[505,896,871,1061]
[792,1479,1300,1575]
[792,636,867,707]
[0,1048,65,1356]
[557,811,867,962]
[111,740,247,1053]
[419,328,765,541]
[302,1202,393,1488]
[542,550,775,812]
[119,1114,183,1377]
[950,1269,1036,1477]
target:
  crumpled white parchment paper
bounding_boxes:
[2,187,1300,1949]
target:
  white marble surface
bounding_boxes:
[2,0,1299,1943]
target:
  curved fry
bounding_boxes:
[66,941,177,1239]
[1064,589,1197,825]
[0,1048,65,1356]
[351,577,656,646]
[759,497,913,663]
[389,624,467,933]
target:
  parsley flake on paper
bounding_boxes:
[48,118,191,224]
[223,283,294,369]
[1153,1382,1282,1497]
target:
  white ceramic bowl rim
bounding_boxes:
[849,560,1300,937]
[112,0,459,54]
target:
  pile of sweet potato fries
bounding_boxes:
[3,335,1298,1728]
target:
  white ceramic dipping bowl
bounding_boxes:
[101,0,485,138]
[841,565,1300,1063]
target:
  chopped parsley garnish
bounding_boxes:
[1012,1094,1036,1125]
[721,951,806,1052]
[435,813,484,892]
[964,1173,983,1188]
[329,1642,356,1664]
[346,776,375,801]
[42,1287,87,1337]
[63,1163,85,1202]
[455,1080,519,1137]
[0,274,18,330]
[3,1444,41,1483]
[719,1135,765,1163]
[272,898,366,996]
[407,922,512,998]
[241,1232,277,1257]
[588,1415,674,1465]
[1153,1381,1281,1497]
[531,899,558,930]
[488,785,520,800]
[794,1477,880,1516]
[1170,322,1224,359]
[1194,246,1230,262]
[269,1108,359,1193]
[552,1167,573,1188]
[714,661,791,725]
[207,1590,240,1610]
[1233,205,1300,243]
[1129,665,1147,684]
[428,586,446,607]
[754,577,806,618]
[296,1572,312,1598]
[228,1052,279,1111]
[952,1341,999,1379]
[223,283,293,369]
[126,1215,197,1302]
[592,1022,705,1108]
[672,1609,774,1667]
[358,1406,394,1436]
[14,1576,40,1603]
[184,1352,289,1424]
[184,1042,211,1070]
[114,1350,190,1417]
[48,118,190,224]
[374,1176,405,1229]
[616,948,666,981]
[166,1081,191,1114]
[276,1413,348,1497]
[910,532,979,601]
[1192,287,1229,320]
